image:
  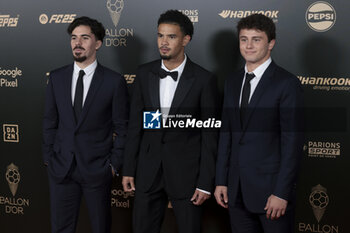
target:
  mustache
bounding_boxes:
[159,46,169,49]
[73,46,85,50]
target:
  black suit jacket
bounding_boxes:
[123,58,219,198]
[43,63,129,184]
[216,61,304,213]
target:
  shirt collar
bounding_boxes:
[244,57,272,78]
[74,60,98,76]
[161,54,187,74]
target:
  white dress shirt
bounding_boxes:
[159,55,187,119]
[159,55,210,195]
[239,57,272,106]
[71,60,98,106]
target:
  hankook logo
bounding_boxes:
[298,75,350,92]
[39,14,76,24]
[306,1,336,32]
[219,10,278,21]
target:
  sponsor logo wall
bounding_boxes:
[0,0,348,232]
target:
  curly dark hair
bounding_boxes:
[158,10,194,40]
[67,16,105,42]
[237,14,276,42]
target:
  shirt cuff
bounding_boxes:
[196,188,210,195]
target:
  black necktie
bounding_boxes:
[74,70,85,121]
[159,68,178,81]
[240,73,255,125]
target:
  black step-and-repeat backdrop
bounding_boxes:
[0,0,349,232]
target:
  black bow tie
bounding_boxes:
[159,68,178,81]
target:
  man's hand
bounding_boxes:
[214,186,228,208]
[111,167,115,177]
[122,176,135,192]
[190,189,210,205]
[264,194,288,220]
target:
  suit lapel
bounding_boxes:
[149,61,161,110]
[241,61,276,132]
[63,64,76,123]
[76,64,104,129]
[168,59,195,116]
[233,69,244,130]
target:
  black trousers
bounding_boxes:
[48,159,112,233]
[133,167,202,233]
[229,182,295,233]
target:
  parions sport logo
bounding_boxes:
[39,14,76,24]
[304,141,340,159]
[179,10,199,23]
[306,1,336,32]
[105,0,134,47]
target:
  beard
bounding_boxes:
[160,54,171,60]
[72,46,87,62]
[73,54,87,62]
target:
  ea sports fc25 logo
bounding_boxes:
[306,1,336,32]
[39,14,76,24]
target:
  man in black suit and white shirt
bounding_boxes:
[122,10,219,233]
[43,16,129,233]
